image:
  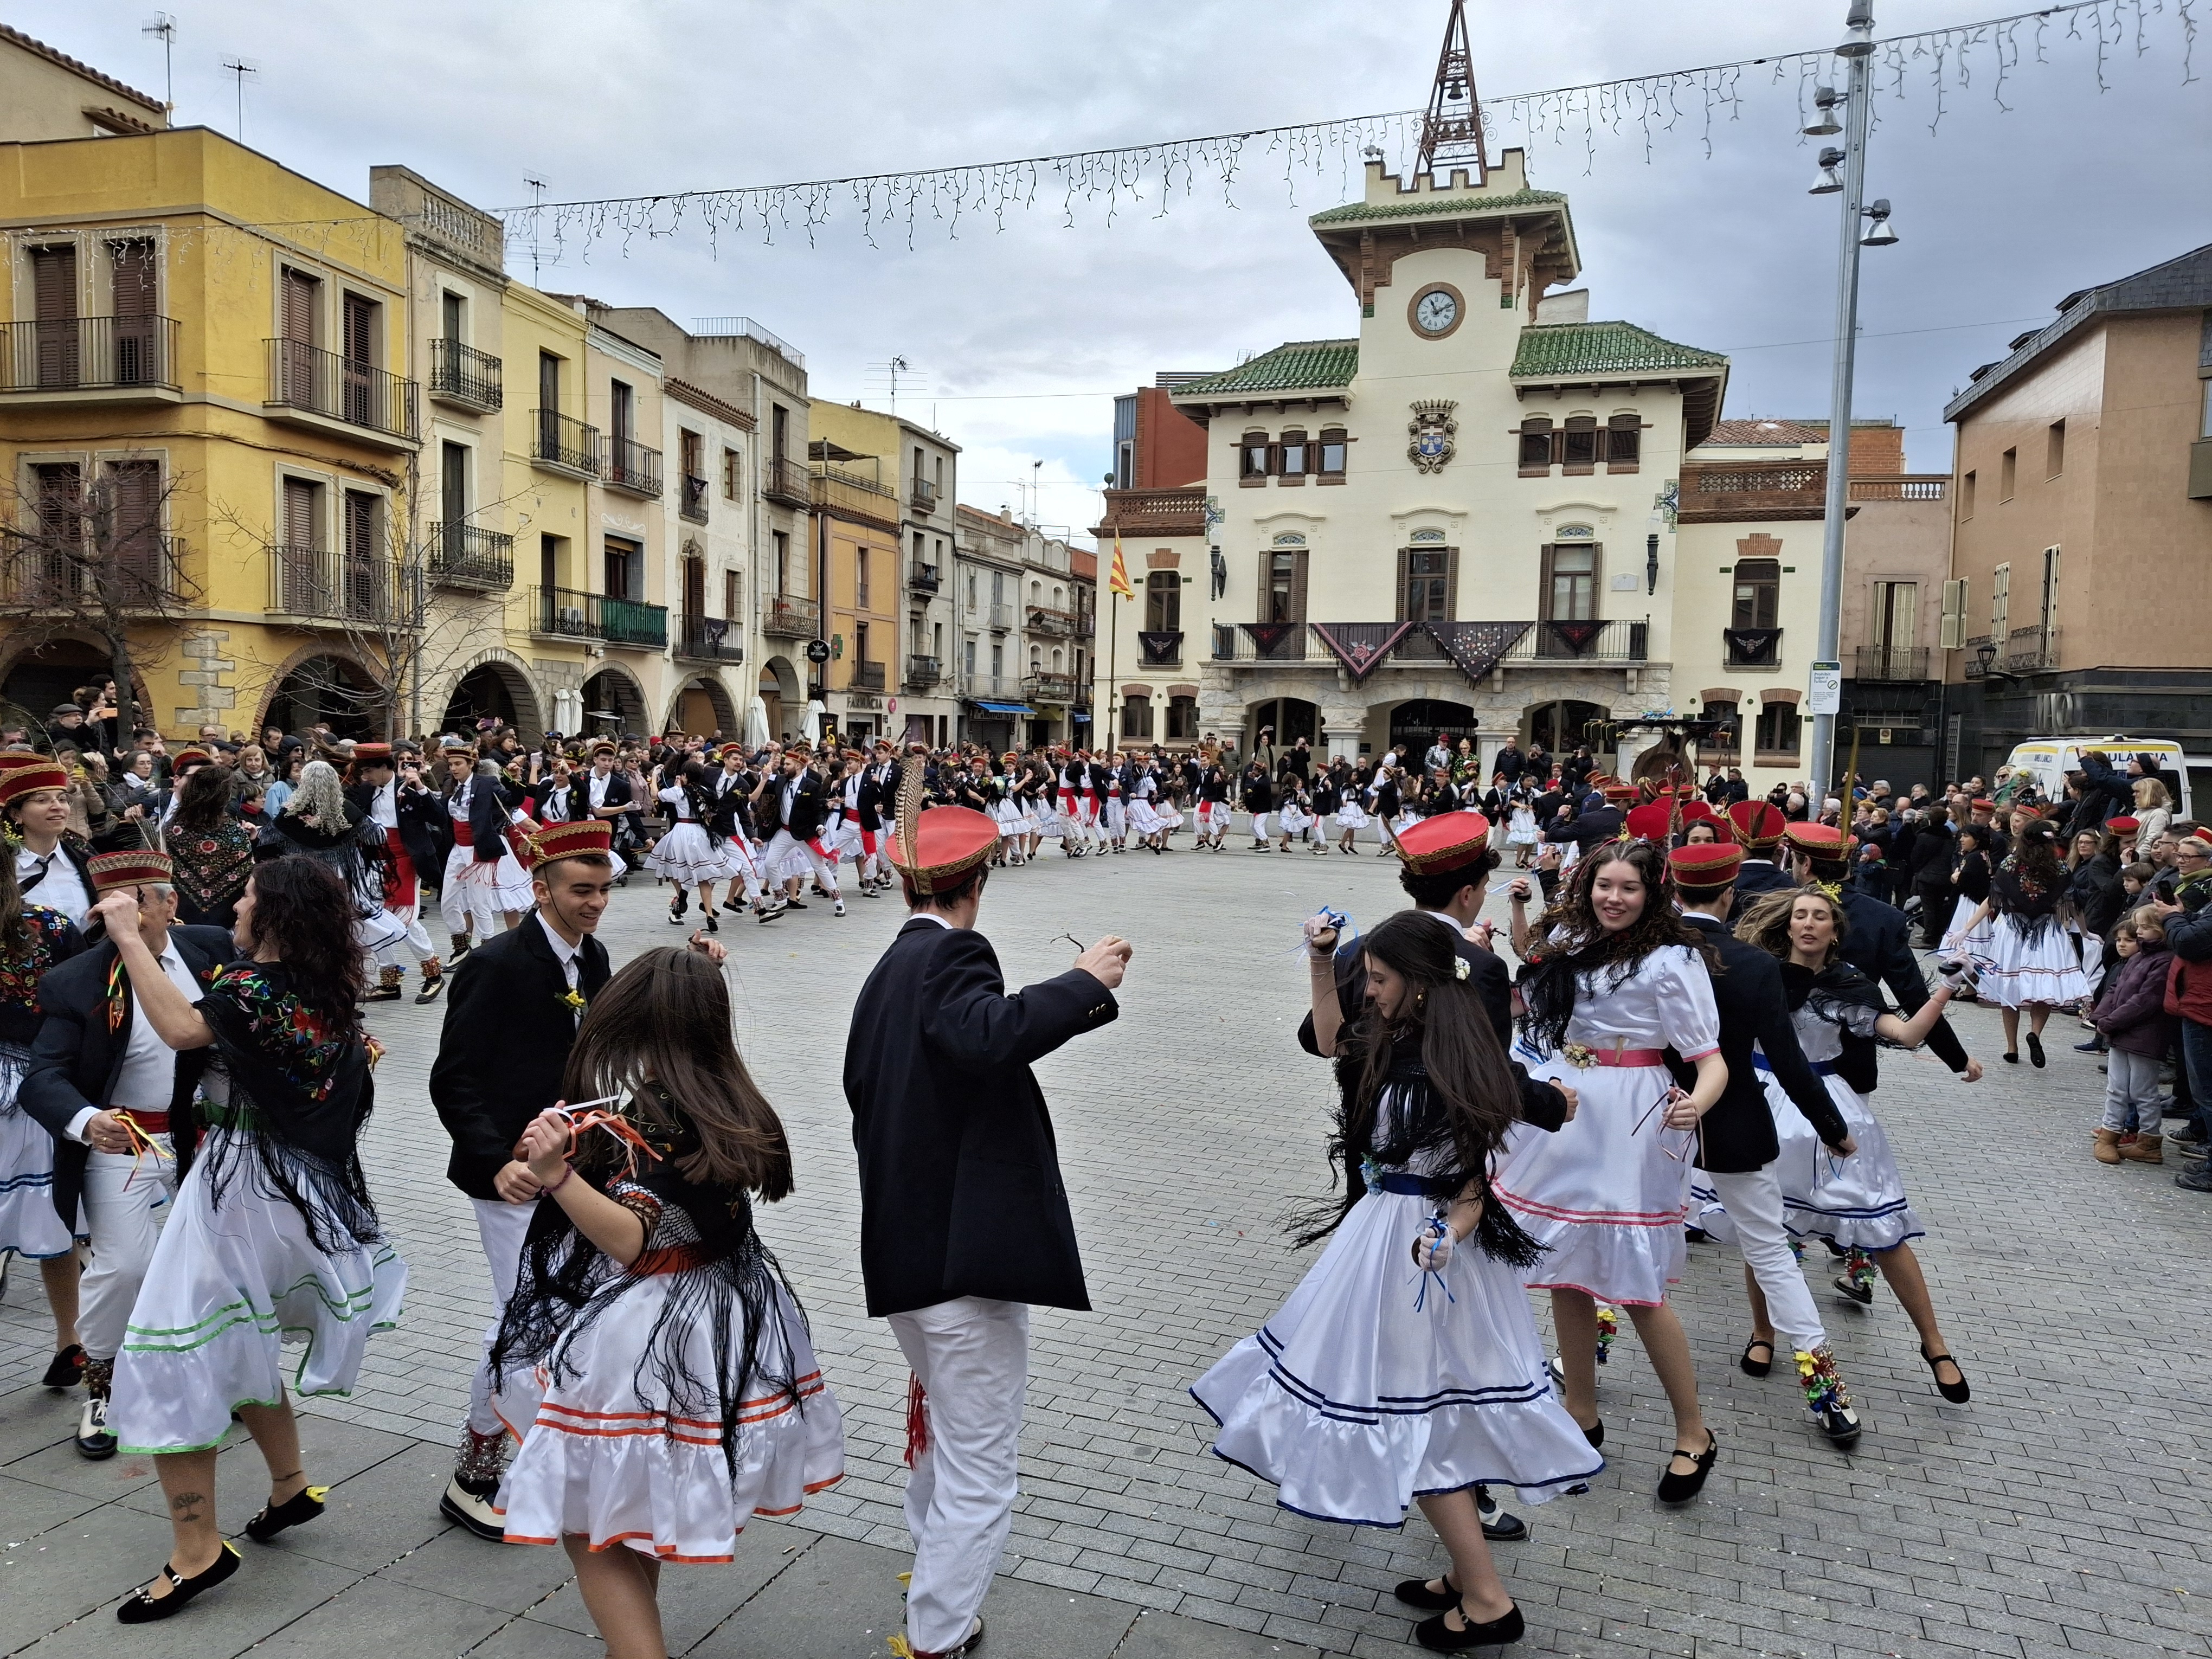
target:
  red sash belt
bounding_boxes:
[1584,1046,1667,1068]
[117,1109,170,1134]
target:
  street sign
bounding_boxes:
[1807,660,1841,716]
[805,639,829,664]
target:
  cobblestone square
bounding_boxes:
[5,843,2211,1657]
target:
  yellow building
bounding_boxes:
[805,407,905,747]
[0,125,420,741]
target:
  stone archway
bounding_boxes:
[252,642,387,741]
[432,648,545,744]
[665,672,738,739]
[0,633,156,743]
[758,655,802,742]
[582,664,650,736]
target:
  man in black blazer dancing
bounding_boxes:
[844,770,1129,1659]
[427,819,725,1538]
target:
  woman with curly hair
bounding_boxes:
[1946,816,2085,1065]
[1732,887,1973,1405]
[1193,912,1599,1653]
[164,765,256,930]
[92,855,405,1623]
[489,949,844,1658]
[1494,839,1729,1504]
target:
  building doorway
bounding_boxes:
[1523,698,1610,762]
[1388,699,1480,760]
[1246,697,1317,753]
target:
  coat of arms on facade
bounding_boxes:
[1407,399,1457,474]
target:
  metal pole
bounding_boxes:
[1808,1,1874,798]
[1107,580,1121,750]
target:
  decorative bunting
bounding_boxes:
[1723,627,1783,665]
[1425,622,1531,685]
[1137,631,1183,666]
[1545,620,1605,657]
[1241,622,1304,660]
[1311,622,1417,684]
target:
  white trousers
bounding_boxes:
[465,1195,537,1437]
[886,1297,1030,1654]
[371,905,438,969]
[764,829,839,894]
[1103,799,1126,838]
[1248,811,1270,840]
[441,850,509,936]
[80,1140,176,1362]
[1703,1163,1827,1353]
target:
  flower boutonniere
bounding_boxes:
[1559,1042,1599,1070]
[559,988,588,1015]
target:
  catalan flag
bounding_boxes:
[1108,532,1135,600]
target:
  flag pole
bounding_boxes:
[1108,577,1121,749]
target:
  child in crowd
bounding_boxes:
[2089,907,2177,1165]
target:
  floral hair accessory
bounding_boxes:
[1453,956,1470,981]
[1815,879,1844,901]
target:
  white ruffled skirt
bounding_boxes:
[1971,911,2088,1009]
[493,1273,846,1560]
[1190,1182,1602,1526]
[1493,1054,1694,1307]
[1688,1062,1925,1253]
[646,822,736,885]
[1127,799,1162,836]
[0,1044,73,1259]
[111,1128,406,1454]
[1334,803,1371,828]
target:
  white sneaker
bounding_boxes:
[76,1396,117,1459]
[834,898,846,917]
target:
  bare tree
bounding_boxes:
[0,449,202,749]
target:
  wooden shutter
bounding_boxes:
[106,460,162,586]
[108,240,155,316]
[1290,550,1308,623]
[342,294,374,364]
[341,295,376,426]
[282,268,317,343]
[283,477,318,548]
[1938,578,1966,650]
[1991,563,2010,633]
[281,478,319,614]
[343,490,378,619]
[32,245,79,387]
[1604,415,1641,471]
[35,461,83,548]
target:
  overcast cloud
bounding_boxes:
[18,2,2207,536]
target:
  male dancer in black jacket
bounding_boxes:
[427,820,726,1536]
[22,847,232,1457]
[845,778,1127,1659]
[1668,843,1864,1449]
[346,744,449,1004]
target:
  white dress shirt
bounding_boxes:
[70,933,205,1138]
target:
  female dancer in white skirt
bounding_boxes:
[440,753,534,952]
[1126,775,1165,854]
[97,854,406,1623]
[1276,783,1317,853]
[1193,912,1600,1653]
[649,762,736,932]
[1334,772,1372,854]
[1506,793,1540,867]
[1947,818,2086,1066]
[1729,888,1973,1405]
[1493,840,1729,1503]
[491,948,843,1658]
[0,844,86,1386]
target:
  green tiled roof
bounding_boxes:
[1309,188,1568,226]
[1172,339,1359,398]
[1510,320,1727,380]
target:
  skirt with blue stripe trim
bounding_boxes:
[0,1042,73,1260]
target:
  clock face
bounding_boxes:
[1414,289,1459,335]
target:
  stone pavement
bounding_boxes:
[4,836,2212,1658]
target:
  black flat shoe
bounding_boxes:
[1394,1572,1461,1611]
[1833,1273,1875,1307]
[1816,1405,1862,1450]
[1740,1338,1774,1378]
[115,1541,240,1623]
[1655,1429,1718,1504]
[1415,1599,1523,1652]
[245,1483,327,1542]
[2026,1032,2046,1068]
[1921,1344,1972,1403]
[1475,1485,1526,1542]
[41,1343,85,1388]
[1580,1418,1604,1449]
[2001,1051,2020,1064]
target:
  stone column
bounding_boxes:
[1322,716,1364,763]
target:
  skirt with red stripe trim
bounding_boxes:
[492,1272,845,1560]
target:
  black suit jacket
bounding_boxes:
[1298,913,1567,1133]
[1673,912,1847,1169]
[1733,859,1797,903]
[756,770,829,840]
[1836,888,1969,1085]
[345,779,449,888]
[428,916,612,1199]
[844,917,1116,1317]
[21,925,236,1226]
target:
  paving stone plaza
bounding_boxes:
[3,846,2210,1658]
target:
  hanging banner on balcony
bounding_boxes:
[1723,627,1782,667]
[1240,622,1303,660]
[1311,622,1416,684]
[1544,620,1605,657]
[1137,631,1182,666]
[1425,622,1531,686]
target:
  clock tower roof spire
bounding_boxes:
[1419,0,1487,182]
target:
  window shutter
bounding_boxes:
[106,460,161,579]
[282,269,317,344]
[1291,550,1308,622]
[284,477,318,549]
[343,294,374,365]
[344,490,376,562]
[1890,582,1917,650]
[1604,415,1641,471]
[33,245,78,321]
[1443,545,1459,621]
[1939,578,1966,649]
[108,239,155,317]
[1991,563,2010,632]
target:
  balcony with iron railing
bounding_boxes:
[850,660,887,692]
[1091,485,1208,538]
[1853,644,1930,681]
[763,593,821,638]
[905,654,942,691]
[1023,672,1078,704]
[0,316,179,398]
[909,562,941,594]
[531,409,601,479]
[679,474,710,524]
[674,615,744,664]
[1136,630,1184,668]
[1028,605,1075,638]
[762,456,811,508]
[963,673,1026,702]
[267,544,419,625]
[603,434,663,498]
[2,535,183,609]
[427,337,502,413]
[811,463,899,528]
[910,475,939,512]
[266,340,419,448]
[979,601,1014,631]
[427,523,514,591]
[1724,625,1783,669]
[528,584,667,648]
[1207,619,1651,666]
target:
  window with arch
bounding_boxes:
[1732,558,1780,629]
[1029,644,1042,670]
[1278,427,1308,481]
[1562,416,1599,473]
[1051,647,1063,672]
[1123,692,1154,738]
[1240,430,1270,484]
[1517,416,1554,475]
[1317,427,1347,482]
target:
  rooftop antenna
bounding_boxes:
[867,355,916,419]
[523,177,549,282]
[142,14,176,115]
[220,56,256,143]
[1416,0,1488,183]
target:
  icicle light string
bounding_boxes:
[493,0,2196,266]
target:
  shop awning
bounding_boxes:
[970,700,1035,716]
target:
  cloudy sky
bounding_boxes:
[23,2,2204,537]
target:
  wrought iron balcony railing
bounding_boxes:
[1028,605,1075,637]
[761,456,811,507]
[604,434,664,498]
[427,523,514,591]
[529,584,667,648]
[2,536,182,609]
[763,594,820,638]
[266,339,419,442]
[905,654,943,691]
[531,409,601,477]
[910,562,941,594]
[1853,645,1930,681]
[427,338,502,411]
[674,616,744,663]
[679,474,710,524]
[0,316,179,394]
[268,544,417,624]
[850,660,886,692]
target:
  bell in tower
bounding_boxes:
[1418,0,1488,184]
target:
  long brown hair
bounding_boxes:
[240,857,366,1038]
[1735,885,1850,967]
[562,948,793,1198]
[0,840,29,957]
[1520,839,1716,1056]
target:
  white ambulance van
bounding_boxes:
[2001,736,2194,821]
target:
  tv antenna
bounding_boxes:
[523,177,549,282]
[220,56,256,142]
[867,355,920,419]
[142,14,177,114]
